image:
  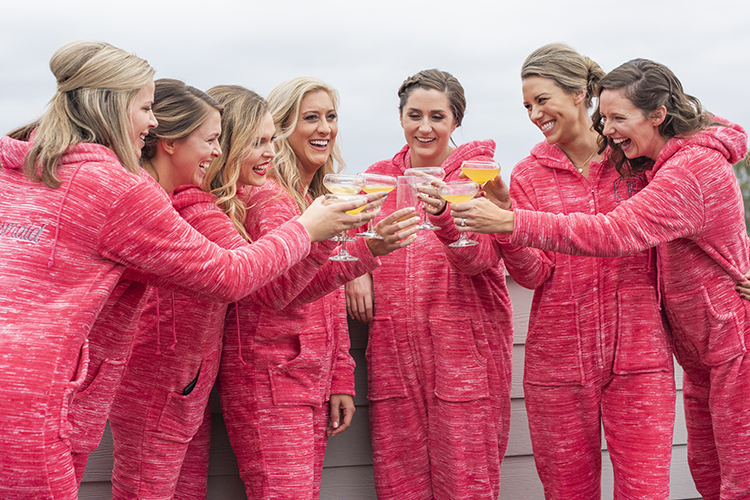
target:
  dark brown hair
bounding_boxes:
[398,69,466,127]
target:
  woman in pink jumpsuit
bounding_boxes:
[216,77,417,500]
[452,58,750,500]
[504,44,675,499]
[0,41,373,500]
[346,69,516,500]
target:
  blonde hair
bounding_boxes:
[142,79,223,160]
[267,77,344,213]
[205,85,269,240]
[23,40,154,188]
[521,43,605,109]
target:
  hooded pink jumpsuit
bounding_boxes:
[217,179,380,500]
[504,140,675,499]
[364,140,514,500]
[511,121,750,500]
[0,137,312,500]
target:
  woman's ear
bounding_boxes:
[650,105,667,127]
[161,140,176,155]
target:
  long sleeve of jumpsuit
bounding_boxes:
[513,122,750,500]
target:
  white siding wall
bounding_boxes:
[79,276,700,499]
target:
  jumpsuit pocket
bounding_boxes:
[156,350,218,443]
[429,316,490,402]
[60,339,89,439]
[268,330,326,406]
[613,286,672,374]
[524,301,585,386]
[665,286,745,366]
[366,316,408,401]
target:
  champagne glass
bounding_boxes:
[323,174,366,241]
[355,173,397,239]
[395,176,421,226]
[438,180,480,247]
[403,167,445,230]
[323,194,366,261]
[460,160,501,185]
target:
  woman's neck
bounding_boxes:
[558,125,600,167]
[143,154,174,193]
[410,146,455,169]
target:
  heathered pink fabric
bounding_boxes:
[364,140,513,500]
[108,185,249,499]
[512,122,750,499]
[0,137,311,500]
[504,141,675,499]
[217,179,378,500]
[69,278,149,484]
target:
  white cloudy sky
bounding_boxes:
[2,0,749,184]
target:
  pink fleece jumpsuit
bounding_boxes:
[503,141,675,499]
[217,179,380,500]
[512,121,750,500]
[107,185,252,499]
[0,137,312,500]
[364,140,513,500]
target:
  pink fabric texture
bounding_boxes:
[108,185,249,499]
[69,278,149,484]
[364,140,514,499]
[503,141,675,499]
[217,179,379,499]
[0,137,311,500]
[512,121,750,499]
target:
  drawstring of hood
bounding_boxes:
[552,169,577,298]
[48,161,86,267]
[235,303,246,365]
[154,288,178,354]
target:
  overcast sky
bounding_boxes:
[2,0,749,184]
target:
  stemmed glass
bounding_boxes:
[323,174,366,242]
[403,167,445,230]
[323,193,367,261]
[460,160,501,185]
[355,173,397,239]
[438,180,480,247]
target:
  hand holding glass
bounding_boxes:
[438,180,480,247]
[323,174,366,241]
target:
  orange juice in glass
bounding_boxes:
[438,180,480,247]
[460,160,500,185]
[323,193,367,261]
[403,167,445,230]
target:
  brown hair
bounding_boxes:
[592,58,715,175]
[21,40,154,188]
[142,79,223,161]
[398,69,466,127]
[521,43,605,109]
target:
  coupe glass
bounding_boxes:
[437,180,480,247]
[323,174,365,242]
[355,173,397,239]
[403,167,446,230]
[323,194,366,261]
[460,160,500,185]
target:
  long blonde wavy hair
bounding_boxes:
[204,85,270,240]
[266,77,345,213]
[21,40,154,188]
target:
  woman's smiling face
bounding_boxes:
[400,87,457,168]
[287,90,338,178]
[599,88,667,161]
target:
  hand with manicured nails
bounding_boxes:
[299,192,386,242]
[327,394,355,436]
[450,197,515,235]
